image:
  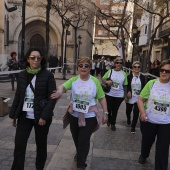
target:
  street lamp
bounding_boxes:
[131,24,138,63]
[63,19,70,80]
[77,35,82,59]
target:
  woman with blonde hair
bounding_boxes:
[51,57,108,170]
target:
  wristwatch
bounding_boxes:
[104,112,109,115]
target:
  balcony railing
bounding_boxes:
[159,19,170,37]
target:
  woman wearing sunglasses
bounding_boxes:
[125,61,146,133]
[102,57,128,131]
[138,59,170,170]
[51,57,108,170]
[9,48,57,170]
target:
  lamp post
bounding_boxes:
[77,35,82,59]
[131,24,138,63]
[63,19,70,80]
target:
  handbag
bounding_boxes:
[102,69,112,93]
[30,81,48,109]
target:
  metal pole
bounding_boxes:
[132,42,135,63]
[62,29,66,80]
[21,0,26,58]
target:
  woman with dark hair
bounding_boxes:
[138,59,170,170]
[9,48,56,170]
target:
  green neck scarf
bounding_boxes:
[26,66,41,74]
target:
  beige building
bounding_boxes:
[0,0,93,70]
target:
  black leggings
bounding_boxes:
[105,95,124,125]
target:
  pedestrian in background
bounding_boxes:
[51,57,108,170]
[9,48,57,170]
[99,56,106,78]
[125,61,145,133]
[138,59,170,170]
[95,59,100,76]
[90,59,96,76]
[7,52,19,91]
[102,57,128,131]
[48,55,58,74]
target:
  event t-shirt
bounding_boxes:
[63,75,105,118]
[103,69,128,97]
[128,74,141,104]
[140,79,170,124]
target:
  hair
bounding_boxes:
[10,52,17,57]
[77,57,92,67]
[114,57,124,64]
[132,61,141,67]
[22,48,47,69]
[159,59,170,69]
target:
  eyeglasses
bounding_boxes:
[29,56,42,61]
[115,62,123,64]
[160,69,170,74]
[78,64,90,68]
[133,66,140,69]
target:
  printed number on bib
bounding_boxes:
[111,82,119,90]
[153,101,169,114]
[23,97,34,112]
[73,100,90,114]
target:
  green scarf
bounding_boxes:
[26,66,41,74]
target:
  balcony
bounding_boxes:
[159,19,170,37]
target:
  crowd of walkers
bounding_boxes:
[9,47,170,170]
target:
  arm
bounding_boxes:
[98,97,108,124]
[51,85,66,99]
[137,96,147,122]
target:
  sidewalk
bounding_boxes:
[0,71,169,170]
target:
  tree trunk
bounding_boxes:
[73,27,78,75]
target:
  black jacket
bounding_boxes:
[9,69,57,121]
[127,73,146,94]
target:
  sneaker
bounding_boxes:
[131,127,136,134]
[111,125,116,131]
[74,153,77,162]
[127,119,131,126]
[139,155,146,164]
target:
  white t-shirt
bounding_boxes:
[128,74,141,104]
[140,79,170,124]
[22,75,36,119]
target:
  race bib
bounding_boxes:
[153,101,169,114]
[111,82,119,90]
[23,97,34,112]
[73,100,90,113]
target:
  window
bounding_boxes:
[98,19,107,25]
[100,0,110,5]
[98,30,108,36]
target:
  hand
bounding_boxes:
[38,118,46,126]
[10,118,16,127]
[50,90,62,99]
[106,80,112,86]
[140,113,148,122]
[125,98,128,103]
[127,91,132,99]
[102,114,108,125]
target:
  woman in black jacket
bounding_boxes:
[9,48,57,170]
[125,61,145,133]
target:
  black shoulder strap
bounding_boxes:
[30,82,35,94]
[109,69,112,79]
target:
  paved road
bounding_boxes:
[0,71,169,170]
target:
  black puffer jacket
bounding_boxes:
[9,69,57,121]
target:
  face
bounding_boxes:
[78,62,91,77]
[133,64,141,73]
[12,54,17,60]
[27,51,42,69]
[115,60,123,70]
[159,64,170,81]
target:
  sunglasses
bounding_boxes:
[78,64,90,68]
[133,66,140,69]
[160,69,170,74]
[29,56,42,61]
[115,62,123,64]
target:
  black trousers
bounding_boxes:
[106,95,124,125]
[68,114,97,168]
[11,114,52,170]
[140,121,170,170]
[126,103,139,128]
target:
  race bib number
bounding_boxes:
[132,89,140,96]
[111,82,119,90]
[153,101,169,114]
[23,97,34,112]
[73,100,90,113]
